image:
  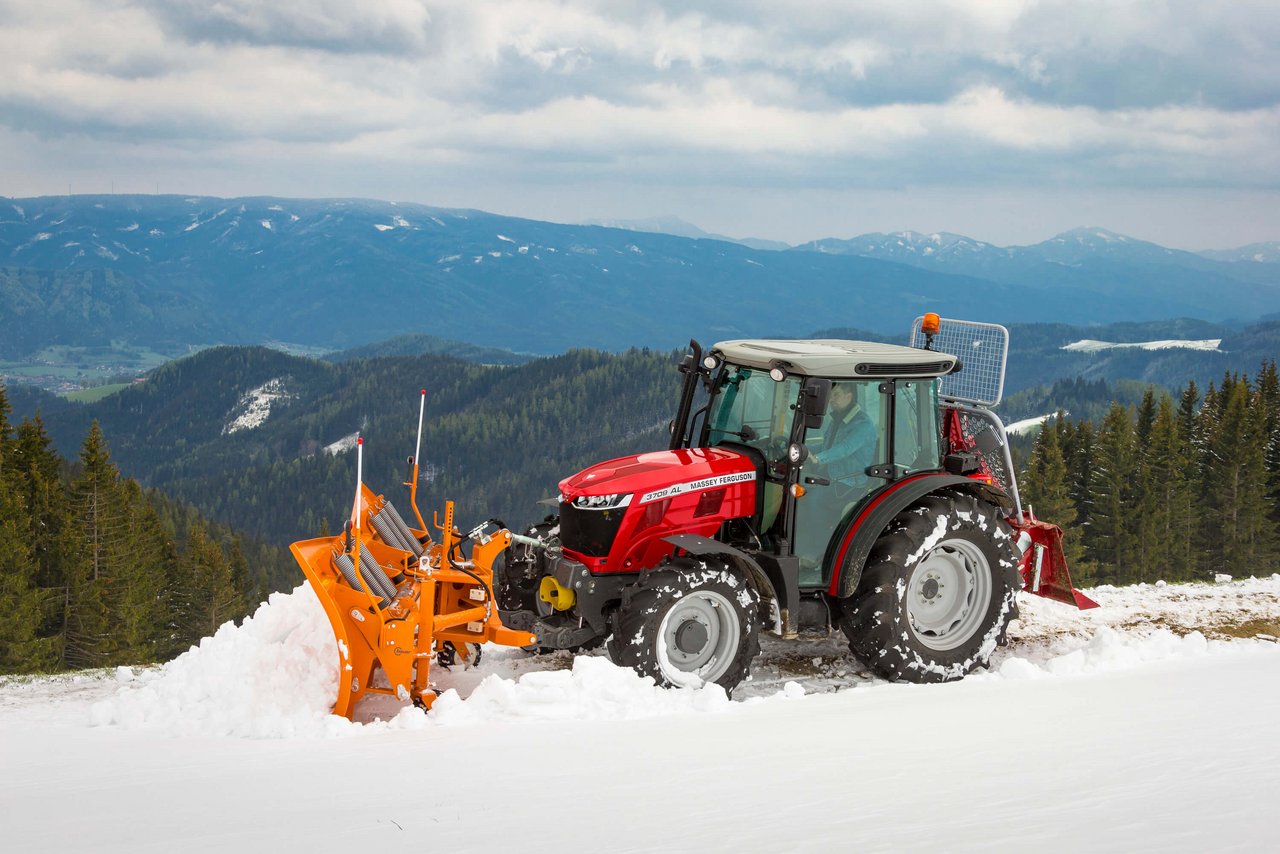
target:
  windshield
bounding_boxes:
[705,366,801,467]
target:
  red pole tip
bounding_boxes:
[357,437,363,445]
[421,389,426,395]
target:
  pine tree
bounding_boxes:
[0,463,58,672]
[1090,403,1137,584]
[1061,419,1097,552]
[1147,395,1196,582]
[171,523,244,650]
[64,422,129,668]
[1021,413,1087,575]
[1257,361,1280,529]
[11,415,76,653]
[1129,389,1161,583]
[111,479,173,664]
[1201,376,1274,577]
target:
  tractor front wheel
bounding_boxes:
[609,559,760,690]
[839,491,1019,683]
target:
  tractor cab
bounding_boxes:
[682,339,958,587]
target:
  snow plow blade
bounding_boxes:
[291,484,536,719]
[1011,515,1099,610]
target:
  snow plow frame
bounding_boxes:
[291,485,535,720]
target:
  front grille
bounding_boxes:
[854,361,952,377]
[559,502,627,557]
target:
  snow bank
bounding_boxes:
[91,587,349,739]
[90,586,766,739]
[996,627,1211,679]
[87,574,1280,740]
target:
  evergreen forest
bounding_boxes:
[1019,363,1280,586]
[0,385,289,675]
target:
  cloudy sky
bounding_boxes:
[2,0,1278,249]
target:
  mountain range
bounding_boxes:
[2,196,1278,369]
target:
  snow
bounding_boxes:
[323,432,359,456]
[1005,411,1066,436]
[222,378,292,434]
[1061,338,1223,353]
[3,576,1279,851]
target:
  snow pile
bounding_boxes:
[90,587,349,738]
[1061,338,1222,353]
[90,586,765,739]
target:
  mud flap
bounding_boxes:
[1012,516,1099,610]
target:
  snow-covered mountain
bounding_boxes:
[3,196,1279,362]
[796,230,1009,264]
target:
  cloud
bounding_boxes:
[0,0,1277,244]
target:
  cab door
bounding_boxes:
[792,381,885,586]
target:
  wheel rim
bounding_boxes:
[657,590,741,687]
[907,538,992,651]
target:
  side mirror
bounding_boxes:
[801,379,831,429]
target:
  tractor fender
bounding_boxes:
[826,474,1011,600]
[663,533,792,633]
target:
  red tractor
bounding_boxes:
[498,315,1094,690]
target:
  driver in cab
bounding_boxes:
[809,382,875,486]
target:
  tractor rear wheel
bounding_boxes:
[838,491,1019,683]
[609,558,760,690]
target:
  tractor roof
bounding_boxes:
[710,339,959,380]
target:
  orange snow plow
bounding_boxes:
[290,397,534,719]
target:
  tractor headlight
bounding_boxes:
[788,443,808,464]
[572,493,633,510]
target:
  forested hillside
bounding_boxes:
[0,387,289,675]
[1019,365,1280,586]
[15,347,683,544]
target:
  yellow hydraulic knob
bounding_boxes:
[538,576,577,611]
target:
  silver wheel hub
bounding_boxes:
[907,538,991,652]
[658,589,741,686]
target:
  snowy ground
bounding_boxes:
[3,577,1279,852]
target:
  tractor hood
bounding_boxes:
[559,447,757,505]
